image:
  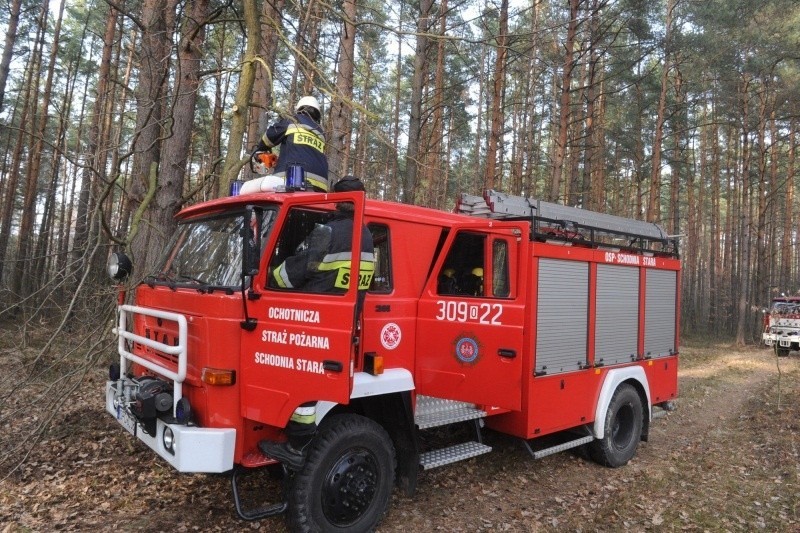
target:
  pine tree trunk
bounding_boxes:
[428,0,447,208]
[404,0,433,203]
[484,0,507,191]
[648,0,675,224]
[735,78,752,346]
[389,3,403,201]
[7,0,50,296]
[71,4,117,289]
[247,0,284,154]
[0,34,38,285]
[669,65,684,236]
[781,120,796,289]
[290,0,321,100]
[709,95,721,330]
[128,0,173,274]
[549,0,579,202]
[33,51,75,289]
[583,0,599,210]
[208,22,228,198]
[154,0,209,251]
[0,0,23,113]
[753,88,769,327]
[353,44,373,181]
[220,0,260,195]
[327,0,357,181]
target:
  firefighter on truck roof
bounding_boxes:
[259,175,375,469]
[242,95,330,194]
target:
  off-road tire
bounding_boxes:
[775,345,791,357]
[287,414,396,532]
[590,383,643,468]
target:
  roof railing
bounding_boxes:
[456,190,679,258]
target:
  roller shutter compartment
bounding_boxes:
[595,264,639,366]
[644,269,677,358]
[535,259,588,375]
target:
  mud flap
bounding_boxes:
[355,390,419,496]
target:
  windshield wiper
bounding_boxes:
[146,272,233,294]
[174,274,209,286]
[172,274,214,293]
[146,271,177,290]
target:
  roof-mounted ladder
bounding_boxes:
[456,190,678,257]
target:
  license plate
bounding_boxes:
[117,407,138,436]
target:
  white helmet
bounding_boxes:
[295,96,320,113]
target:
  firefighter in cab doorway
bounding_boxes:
[462,267,484,296]
[259,176,374,469]
[438,267,459,294]
[241,95,330,194]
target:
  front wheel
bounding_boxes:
[776,345,791,357]
[287,414,396,532]
[590,383,643,468]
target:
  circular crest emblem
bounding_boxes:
[455,337,480,364]
[380,323,402,350]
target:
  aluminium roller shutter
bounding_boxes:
[644,269,677,358]
[535,259,588,375]
[595,264,639,365]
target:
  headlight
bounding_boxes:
[107,252,132,281]
[163,426,175,454]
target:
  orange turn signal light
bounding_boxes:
[202,367,236,386]
[363,353,384,376]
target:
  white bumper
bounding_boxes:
[106,381,235,473]
[764,330,800,348]
[775,333,800,348]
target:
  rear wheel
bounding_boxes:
[287,414,396,532]
[590,383,643,468]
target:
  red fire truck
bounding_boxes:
[761,295,800,356]
[105,188,679,531]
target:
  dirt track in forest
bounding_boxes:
[1,341,798,532]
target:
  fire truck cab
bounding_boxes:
[762,296,800,356]
[106,188,679,531]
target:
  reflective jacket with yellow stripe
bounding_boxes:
[272,213,374,294]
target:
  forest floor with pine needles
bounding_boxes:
[0,332,798,532]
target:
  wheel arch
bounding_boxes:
[315,369,420,496]
[593,366,651,440]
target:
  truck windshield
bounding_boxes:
[152,208,276,289]
[772,302,800,315]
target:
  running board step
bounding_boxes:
[523,435,595,460]
[419,441,492,470]
[415,395,487,430]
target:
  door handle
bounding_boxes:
[323,360,343,372]
[498,349,516,359]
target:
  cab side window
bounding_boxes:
[437,232,511,298]
[368,224,392,293]
[438,232,484,296]
[267,206,333,293]
[492,239,510,297]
